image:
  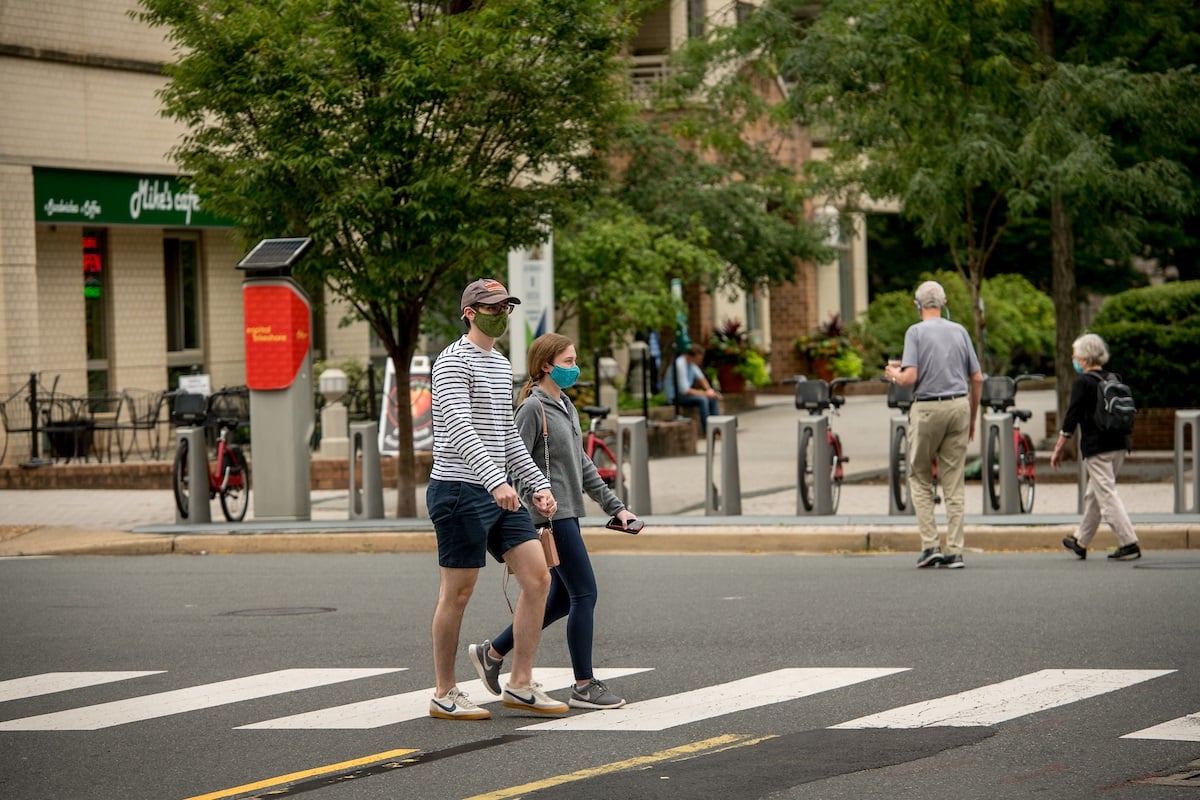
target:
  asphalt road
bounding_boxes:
[1,552,1198,800]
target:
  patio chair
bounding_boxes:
[85,390,124,462]
[0,385,35,466]
[117,388,166,462]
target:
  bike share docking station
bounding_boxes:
[614,416,652,515]
[705,415,741,515]
[173,392,211,524]
[981,375,1037,516]
[793,378,842,516]
[239,237,315,522]
[886,382,914,516]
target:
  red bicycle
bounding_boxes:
[981,373,1043,513]
[791,376,857,513]
[581,405,622,491]
[171,392,250,522]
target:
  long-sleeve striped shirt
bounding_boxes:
[428,335,550,495]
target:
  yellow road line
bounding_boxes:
[184,747,418,800]
[464,733,777,800]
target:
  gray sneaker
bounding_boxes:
[468,640,503,696]
[569,678,626,710]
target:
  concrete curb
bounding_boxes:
[2,523,1194,557]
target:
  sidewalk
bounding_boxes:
[1,390,1196,556]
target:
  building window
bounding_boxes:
[83,229,110,393]
[164,234,204,372]
[688,0,705,38]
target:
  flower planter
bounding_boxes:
[715,363,747,394]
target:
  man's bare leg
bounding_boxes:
[503,539,552,689]
[432,566,479,697]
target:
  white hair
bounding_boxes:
[915,280,947,310]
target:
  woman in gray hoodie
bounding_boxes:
[468,333,640,709]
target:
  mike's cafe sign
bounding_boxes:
[34,168,230,227]
[243,283,311,391]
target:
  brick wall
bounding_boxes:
[0,1,171,65]
[34,225,88,394]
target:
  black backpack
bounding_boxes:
[1091,371,1136,435]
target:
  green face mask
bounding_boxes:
[473,311,508,339]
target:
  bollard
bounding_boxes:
[705,415,741,515]
[982,413,1020,514]
[1175,410,1200,513]
[888,414,914,516]
[175,427,211,524]
[615,416,652,514]
[797,415,833,515]
[349,422,384,520]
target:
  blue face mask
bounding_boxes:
[549,364,580,389]
[1072,359,1084,374]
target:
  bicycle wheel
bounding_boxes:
[1017,435,1036,513]
[590,438,619,490]
[798,427,815,512]
[891,426,910,512]
[985,425,1002,511]
[829,433,843,514]
[172,438,190,518]
[219,446,249,522]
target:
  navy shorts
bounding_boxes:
[426,479,539,568]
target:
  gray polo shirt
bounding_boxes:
[901,317,980,399]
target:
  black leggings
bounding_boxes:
[491,517,598,682]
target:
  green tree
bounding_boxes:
[139,0,641,516]
[698,0,1196,418]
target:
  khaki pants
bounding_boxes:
[907,397,970,555]
[1076,450,1138,547]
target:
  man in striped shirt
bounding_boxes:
[427,278,567,720]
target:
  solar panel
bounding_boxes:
[236,238,313,271]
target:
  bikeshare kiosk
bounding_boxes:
[240,237,315,521]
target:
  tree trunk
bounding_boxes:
[387,341,419,519]
[1050,192,1080,445]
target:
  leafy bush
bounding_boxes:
[861,269,1054,376]
[1090,281,1200,409]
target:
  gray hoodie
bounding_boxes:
[513,386,625,524]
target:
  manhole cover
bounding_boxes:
[221,607,336,617]
[1133,563,1200,570]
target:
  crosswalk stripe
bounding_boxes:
[0,668,404,731]
[1122,712,1200,741]
[830,669,1175,729]
[0,671,164,703]
[520,667,910,732]
[238,667,653,729]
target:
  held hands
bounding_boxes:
[532,489,557,518]
[491,483,521,511]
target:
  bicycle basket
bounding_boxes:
[170,392,207,425]
[794,379,830,411]
[981,376,1016,410]
[886,382,914,409]
[207,386,250,425]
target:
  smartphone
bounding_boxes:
[606,517,643,534]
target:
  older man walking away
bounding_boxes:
[884,281,984,569]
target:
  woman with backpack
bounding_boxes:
[1050,333,1142,560]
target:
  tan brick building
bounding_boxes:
[0,1,374,463]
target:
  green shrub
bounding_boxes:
[1090,281,1200,409]
[862,269,1054,376]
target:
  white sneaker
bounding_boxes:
[429,687,490,720]
[502,681,568,715]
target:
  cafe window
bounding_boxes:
[84,229,111,393]
[164,234,204,370]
